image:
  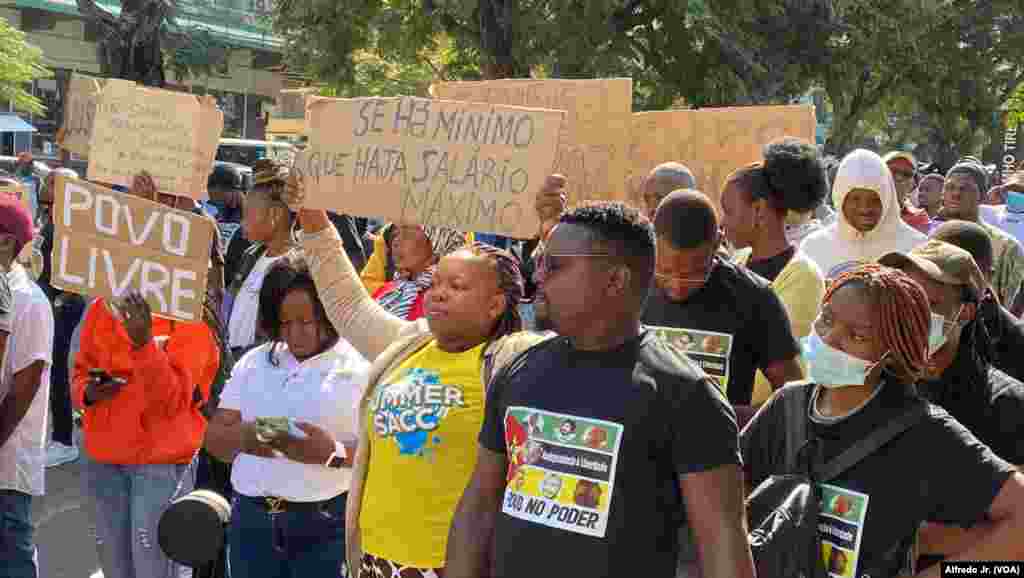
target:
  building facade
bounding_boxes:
[2,0,286,158]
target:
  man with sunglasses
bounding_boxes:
[641,190,803,425]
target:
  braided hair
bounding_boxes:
[460,242,525,340]
[824,264,931,384]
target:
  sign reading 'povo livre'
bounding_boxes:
[51,177,214,322]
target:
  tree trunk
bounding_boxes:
[478,0,523,79]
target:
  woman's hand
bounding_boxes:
[129,172,158,201]
[114,290,152,349]
[239,421,278,459]
[269,421,337,465]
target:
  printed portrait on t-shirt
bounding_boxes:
[525,440,544,465]
[541,473,563,499]
[573,479,603,509]
[556,419,577,443]
[527,413,545,438]
[583,426,609,450]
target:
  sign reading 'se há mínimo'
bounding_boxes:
[297,95,564,239]
[51,177,214,322]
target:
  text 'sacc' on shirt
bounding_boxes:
[648,326,732,395]
[818,483,870,578]
[500,407,624,538]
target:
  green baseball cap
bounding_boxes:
[879,239,986,297]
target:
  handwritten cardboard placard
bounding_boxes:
[297,95,565,238]
[629,105,817,207]
[61,73,116,157]
[430,78,632,206]
[51,177,214,322]
[86,81,224,199]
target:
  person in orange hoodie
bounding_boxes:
[72,174,220,578]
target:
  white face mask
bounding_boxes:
[928,305,965,357]
[802,323,887,389]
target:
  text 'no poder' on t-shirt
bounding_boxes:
[479,332,740,578]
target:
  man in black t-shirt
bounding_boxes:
[446,202,754,578]
[642,190,802,419]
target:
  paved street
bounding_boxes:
[32,456,102,578]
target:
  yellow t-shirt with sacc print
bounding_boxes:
[360,340,487,568]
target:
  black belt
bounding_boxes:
[241,492,345,514]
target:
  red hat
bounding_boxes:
[0,194,34,256]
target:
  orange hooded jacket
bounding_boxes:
[72,299,220,465]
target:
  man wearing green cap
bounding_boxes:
[879,239,1024,569]
[879,240,1023,466]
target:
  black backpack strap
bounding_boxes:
[780,383,813,473]
[816,402,928,482]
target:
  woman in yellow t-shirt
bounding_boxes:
[720,138,827,409]
[289,176,563,578]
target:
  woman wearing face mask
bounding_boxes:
[741,264,1024,577]
[800,150,927,281]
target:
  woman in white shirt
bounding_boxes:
[205,252,369,578]
[224,160,298,359]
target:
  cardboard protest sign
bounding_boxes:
[86,81,224,199]
[51,177,214,322]
[297,95,564,238]
[430,78,632,206]
[61,73,114,157]
[629,105,816,206]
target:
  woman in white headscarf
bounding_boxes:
[371,224,466,321]
[800,149,927,280]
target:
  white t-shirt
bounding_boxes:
[219,339,369,502]
[228,254,284,349]
[0,264,54,496]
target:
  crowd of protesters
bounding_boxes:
[0,137,1022,578]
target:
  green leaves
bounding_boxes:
[0,18,51,116]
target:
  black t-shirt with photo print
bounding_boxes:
[642,258,800,405]
[479,331,740,578]
[741,382,1015,578]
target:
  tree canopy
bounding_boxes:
[0,18,51,115]
[270,0,1024,162]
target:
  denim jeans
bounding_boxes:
[82,455,193,578]
[0,490,37,578]
[228,493,347,578]
[50,295,86,445]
